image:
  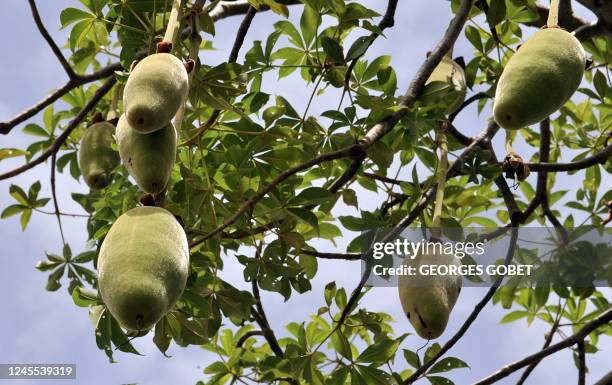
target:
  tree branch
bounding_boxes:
[208,0,300,21]
[300,249,362,261]
[577,340,586,385]
[0,62,122,135]
[250,278,284,358]
[28,0,76,79]
[236,330,264,348]
[405,225,520,384]
[593,371,612,385]
[448,92,489,123]
[0,77,117,180]
[471,308,612,385]
[524,144,612,172]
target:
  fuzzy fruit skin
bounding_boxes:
[78,121,120,189]
[116,114,176,194]
[398,249,462,339]
[494,28,585,130]
[98,206,189,331]
[425,54,467,113]
[123,53,188,133]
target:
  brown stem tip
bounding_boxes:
[502,152,530,181]
[139,193,156,207]
[184,59,195,74]
[129,59,140,72]
[91,111,104,125]
[156,41,173,54]
[174,214,185,228]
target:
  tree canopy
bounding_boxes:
[1,0,611,384]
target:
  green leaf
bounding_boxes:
[22,123,49,137]
[427,376,455,385]
[0,148,29,162]
[500,310,530,324]
[357,337,401,364]
[428,357,469,373]
[60,7,94,28]
[20,209,32,231]
[404,349,421,368]
[1,204,26,219]
[321,36,344,63]
[486,0,506,27]
[300,5,320,48]
[290,187,333,206]
[346,36,374,61]
[287,207,319,232]
[9,185,29,205]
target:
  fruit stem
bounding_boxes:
[432,121,448,239]
[173,8,201,134]
[162,0,183,50]
[505,130,516,154]
[547,0,559,27]
[106,84,121,121]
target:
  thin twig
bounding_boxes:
[0,77,117,180]
[236,330,264,348]
[300,249,362,261]
[471,308,612,385]
[577,340,586,385]
[27,0,76,79]
[250,279,284,358]
[50,152,65,245]
[524,144,612,172]
[342,0,399,90]
[448,92,488,123]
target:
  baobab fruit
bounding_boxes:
[78,121,120,189]
[97,206,189,331]
[494,28,585,130]
[116,114,177,194]
[398,247,462,339]
[123,53,188,133]
[425,53,467,113]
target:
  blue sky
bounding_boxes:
[0,1,610,384]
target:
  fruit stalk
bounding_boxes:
[162,0,183,50]
[432,121,448,239]
[106,85,121,121]
[547,0,559,27]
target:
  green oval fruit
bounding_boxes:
[494,28,585,130]
[398,248,462,339]
[78,121,120,189]
[116,114,176,194]
[123,53,188,133]
[98,206,189,331]
[425,54,467,113]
